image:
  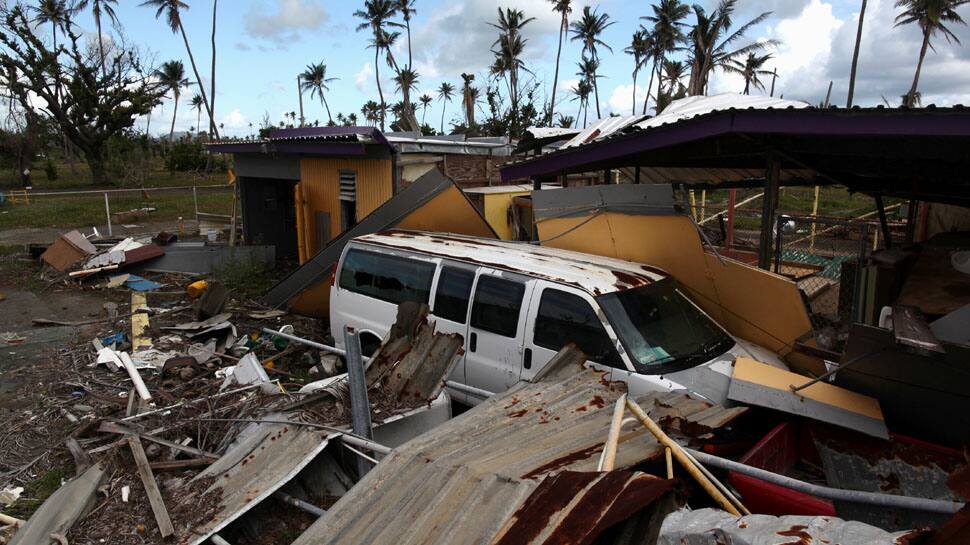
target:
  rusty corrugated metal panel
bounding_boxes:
[291,362,743,545]
[489,471,672,545]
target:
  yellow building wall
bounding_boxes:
[298,157,393,261]
[483,191,530,240]
[287,184,497,317]
[537,212,823,375]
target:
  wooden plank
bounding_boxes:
[131,292,152,351]
[149,458,213,472]
[101,421,219,460]
[892,306,945,354]
[127,435,175,538]
[66,437,93,473]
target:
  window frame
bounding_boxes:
[469,273,527,338]
[337,246,436,306]
[431,264,477,324]
[532,287,624,369]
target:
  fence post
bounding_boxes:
[192,186,199,220]
[774,215,785,274]
[809,185,821,253]
[104,192,112,236]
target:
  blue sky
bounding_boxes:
[63,0,970,137]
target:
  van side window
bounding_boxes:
[339,249,435,305]
[433,267,475,323]
[534,289,624,369]
[470,276,525,337]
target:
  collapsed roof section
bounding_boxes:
[501,94,970,206]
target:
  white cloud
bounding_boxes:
[220,109,248,130]
[607,83,645,116]
[354,63,373,93]
[243,0,328,45]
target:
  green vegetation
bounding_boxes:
[0,187,233,230]
[2,464,74,519]
[212,255,290,299]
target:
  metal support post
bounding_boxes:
[343,327,373,479]
[104,192,112,236]
[758,154,781,270]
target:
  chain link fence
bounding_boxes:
[773,214,872,330]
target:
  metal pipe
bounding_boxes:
[684,447,965,515]
[260,328,370,363]
[340,434,392,456]
[210,535,232,545]
[274,491,326,517]
[444,380,494,400]
[344,328,373,478]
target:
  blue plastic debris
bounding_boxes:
[101,331,126,347]
[125,275,162,292]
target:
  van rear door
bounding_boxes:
[464,270,534,402]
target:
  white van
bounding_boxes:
[330,230,786,405]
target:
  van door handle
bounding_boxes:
[469,332,477,353]
[523,348,532,370]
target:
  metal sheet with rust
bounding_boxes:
[291,361,742,545]
[490,471,672,545]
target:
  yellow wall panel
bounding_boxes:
[483,191,530,240]
[396,186,496,237]
[538,212,822,375]
[299,157,392,258]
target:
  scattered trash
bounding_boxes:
[0,332,26,345]
[124,274,162,292]
[186,279,209,299]
[0,487,23,507]
[40,230,97,272]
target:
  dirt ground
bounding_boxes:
[0,219,199,246]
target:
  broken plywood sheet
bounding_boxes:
[9,463,106,545]
[40,230,97,272]
[728,357,888,439]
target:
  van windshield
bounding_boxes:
[596,278,734,374]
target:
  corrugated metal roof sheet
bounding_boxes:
[291,361,744,545]
[353,230,668,295]
[633,93,810,131]
[559,115,647,149]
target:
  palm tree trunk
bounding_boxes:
[743,78,750,95]
[440,99,446,133]
[549,18,565,125]
[146,110,152,135]
[322,96,333,124]
[169,92,179,142]
[178,22,218,138]
[906,29,930,107]
[642,58,657,115]
[406,20,413,69]
[422,105,427,125]
[96,13,106,76]
[592,75,601,119]
[210,0,218,135]
[375,49,385,130]
[197,108,201,133]
[631,66,639,115]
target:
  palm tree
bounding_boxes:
[489,8,536,133]
[73,0,120,75]
[190,94,204,135]
[418,94,433,124]
[569,78,593,127]
[209,0,218,136]
[725,52,774,94]
[393,67,420,130]
[642,0,690,111]
[362,100,380,126]
[547,0,572,125]
[569,5,614,119]
[895,0,969,107]
[685,1,776,96]
[576,56,602,112]
[657,58,688,110]
[389,0,416,69]
[625,29,652,115]
[300,62,339,124]
[460,73,476,126]
[141,0,220,138]
[31,0,71,101]
[847,0,869,107]
[355,0,398,129]
[155,60,189,142]
[436,82,454,134]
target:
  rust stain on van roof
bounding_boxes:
[353,230,666,296]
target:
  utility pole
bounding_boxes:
[847,0,868,107]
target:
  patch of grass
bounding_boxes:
[3,463,74,519]
[212,255,291,298]
[0,249,46,291]
[0,158,229,191]
[0,187,233,230]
